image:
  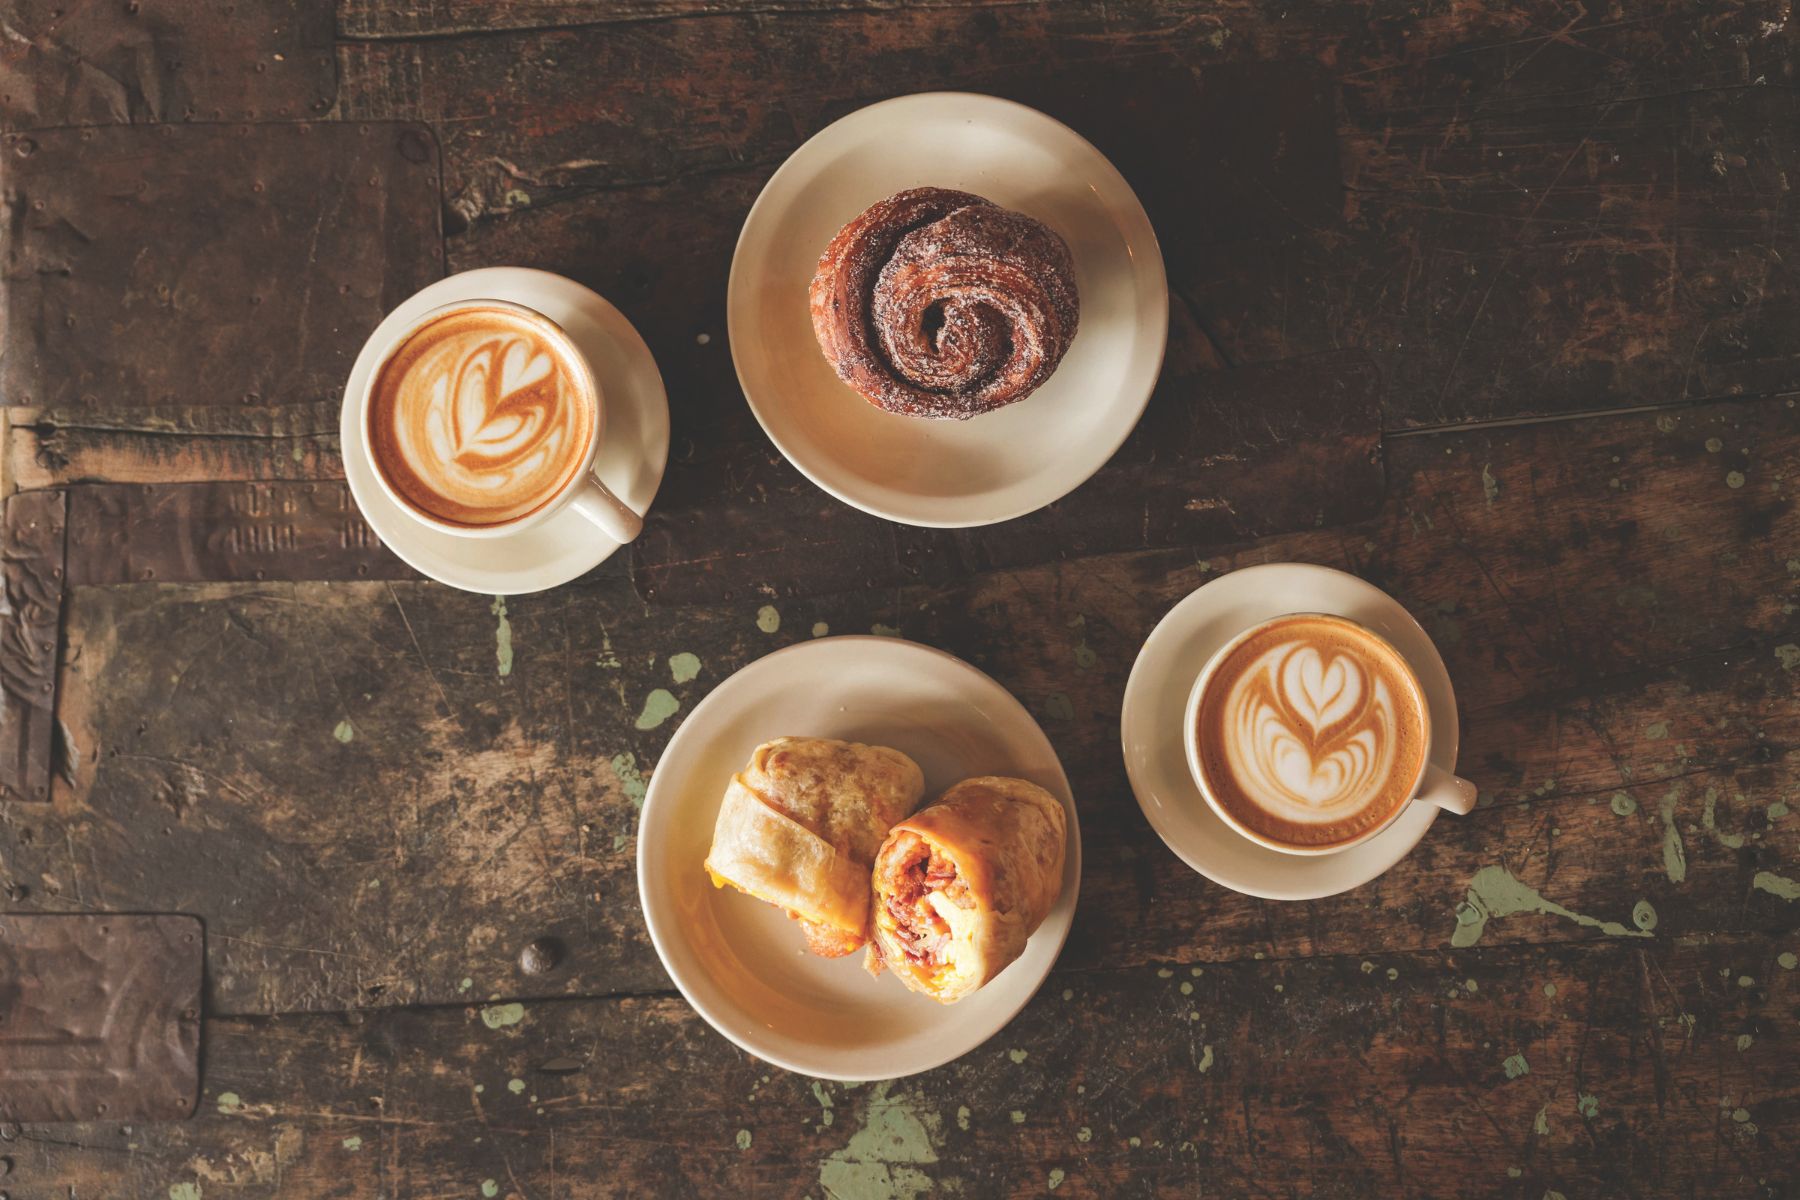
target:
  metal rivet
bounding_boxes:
[519,937,563,976]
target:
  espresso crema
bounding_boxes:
[368,305,595,527]
[1195,614,1427,848]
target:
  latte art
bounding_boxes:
[368,306,595,527]
[1196,615,1428,849]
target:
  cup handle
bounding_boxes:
[568,472,643,544]
[1416,762,1478,816]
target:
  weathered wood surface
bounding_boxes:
[19,936,1798,1198]
[0,0,335,129]
[0,490,64,804]
[4,396,1794,1023]
[0,123,442,411]
[338,0,1800,429]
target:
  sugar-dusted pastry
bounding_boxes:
[809,187,1080,420]
[867,776,1067,1002]
[704,737,925,957]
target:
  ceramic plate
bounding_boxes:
[638,636,1082,1079]
[1121,563,1465,900]
[728,92,1168,528]
[340,267,670,595]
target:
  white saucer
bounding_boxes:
[728,92,1168,528]
[1121,564,1464,900]
[339,267,670,595]
[637,636,1081,1080]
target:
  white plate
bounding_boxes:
[340,267,670,595]
[1121,564,1464,900]
[728,92,1168,528]
[638,636,1082,1080]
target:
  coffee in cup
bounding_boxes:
[1185,612,1470,854]
[361,299,643,544]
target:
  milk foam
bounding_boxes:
[370,308,592,527]
[1199,619,1424,844]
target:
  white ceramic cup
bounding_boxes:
[356,298,643,545]
[1181,611,1477,857]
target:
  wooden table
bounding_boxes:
[1,2,1797,1196]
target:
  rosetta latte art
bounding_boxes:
[369,307,594,527]
[1197,615,1428,848]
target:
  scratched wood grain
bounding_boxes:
[8,397,1798,1018]
[17,936,1797,1198]
[335,0,1800,428]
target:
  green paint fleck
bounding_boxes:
[458,977,472,993]
[1360,961,1375,973]
[1779,951,1797,970]
[1738,1033,1754,1051]
[1482,463,1500,504]
[1753,870,1800,900]
[1609,792,1637,816]
[480,1002,525,1030]
[1180,981,1193,995]
[610,751,648,810]
[342,1135,362,1151]
[1544,983,1557,997]
[333,719,355,744]
[1727,470,1747,489]
[1048,1168,1066,1191]
[1465,979,1479,993]
[1576,1093,1599,1118]
[216,1092,243,1115]
[956,1105,970,1131]
[1547,1193,1568,1200]
[871,623,901,637]
[755,605,781,634]
[1450,865,1653,947]
[1632,900,1658,931]
[1533,1104,1550,1136]
[1769,800,1791,821]
[1655,414,1679,432]
[1706,436,1724,452]
[1074,641,1097,670]
[669,652,701,684]
[1659,787,1687,883]
[490,597,513,676]
[170,1185,202,1200]
[1644,720,1669,740]
[812,621,830,638]
[1386,967,1399,981]
[1739,974,1756,987]
[1008,1048,1029,1064]
[1732,1107,1751,1123]
[1508,1167,1522,1179]
[812,1081,835,1127]
[1010,1110,1026,1125]
[818,1080,941,1200]
[1075,1127,1091,1143]
[736,1129,753,1150]
[1043,693,1075,721]
[1702,787,1745,847]
[1128,1136,1142,1148]
[507,1078,526,1094]
[1778,644,1800,671]
[1502,1053,1529,1079]
[634,688,680,730]
[1197,1045,1214,1073]
[481,1182,499,1199]
[1156,967,1173,978]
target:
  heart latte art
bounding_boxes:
[1195,615,1428,849]
[368,306,595,527]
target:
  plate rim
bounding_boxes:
[726,90,1170,530]
[637,634,1083,1079]
[1120,563,1462,901]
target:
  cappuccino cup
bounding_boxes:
[357,298,643,544]
[1183,612,1475,856]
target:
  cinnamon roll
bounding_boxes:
[809,188,1081,420]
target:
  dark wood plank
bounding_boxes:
[631,350,1385,605]
[0,122,443,411]
[0,490,64,804]
[0,0,334,129]
[341,0,1800,428]
[62,482,410,586]
[9,396,1800,1015]
[20,936,1798,1197]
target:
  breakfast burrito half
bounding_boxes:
[868,776,1067,1002]
[705,737,925,957]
